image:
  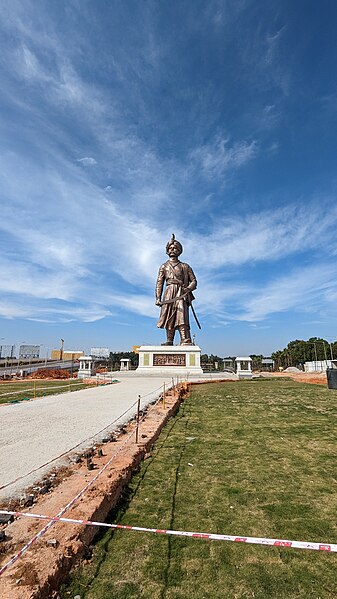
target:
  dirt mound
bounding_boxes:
[284,367,302,373]
[27,369,72,380]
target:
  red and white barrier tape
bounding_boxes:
[1,510,336,554]
[0,427,136,576]
[0,382,173,576]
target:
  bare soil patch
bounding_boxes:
[0,385,188,599]
[268,371,327,386]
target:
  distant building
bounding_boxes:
[0,345,15,358]
[51,350,84,361]
[261,358,275,371]
[120,358,131,371]
[235,356,253,379]
[223,357,235,370]
[19,344,40,359]
[78,355,96,379]
[305,360,331,372]
[90,347,110,358]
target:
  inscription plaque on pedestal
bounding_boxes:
[136,345,202,374]
[153,353,186,367]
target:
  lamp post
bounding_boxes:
[16,341,27,376]
[0,338,5,376]
[313,342,318,370]
[40,345,50,368]
[325,337,335,362]
[60,339,64,361]
[0,338,4,366]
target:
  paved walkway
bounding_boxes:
[0,372,237,502]
[0,376,175,501]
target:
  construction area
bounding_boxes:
[0,372,336,598]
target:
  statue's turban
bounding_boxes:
[166,233,183,255]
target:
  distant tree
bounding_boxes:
[331,342,337,359]
[108,351,138,370]
[250,354,263,370]
[307,337,330,362]
[272,337,336,368]
[287,340,308,365]
[271,350,286,369]
[200,354,224,371]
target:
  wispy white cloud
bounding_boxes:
[183,203,337,270]
[237,263,337,322]
[0,1,336,337]
[0,2,267,227]
[12,44,98,111]
[0,297,112,323]
[264,25,290,95]
[265,26,287,66]
[19,45,45,80]
[1,139,337,326]
[76,157,97,166]
[190,134,258,180]
[106,293,157,319]
[0,258,81,301]
[256,104,282,131]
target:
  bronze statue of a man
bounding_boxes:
[156,234,198,345]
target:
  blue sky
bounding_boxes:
[1,0,337,356]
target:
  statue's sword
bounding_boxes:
[190,302,202,330]
[158,291,202,330]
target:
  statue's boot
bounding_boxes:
[161,328,175,346]
[179,326,192,345]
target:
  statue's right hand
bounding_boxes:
[155,299,162,306]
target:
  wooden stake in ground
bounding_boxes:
[163,382,166,410]
[135,394,141,443]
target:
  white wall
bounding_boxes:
[304,360,331,372]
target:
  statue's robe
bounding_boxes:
[156,260,197,330]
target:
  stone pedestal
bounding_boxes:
[136,345,203,375]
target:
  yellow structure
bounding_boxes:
[132,345,140,354]
[51,350,84,361]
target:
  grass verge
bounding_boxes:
[0,380,95,404]
[61,379,337,598]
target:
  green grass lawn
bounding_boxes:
[61,379,337,598]
[0,379,93,404]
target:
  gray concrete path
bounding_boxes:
[0,376,174,501]
[0,372,237,502]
